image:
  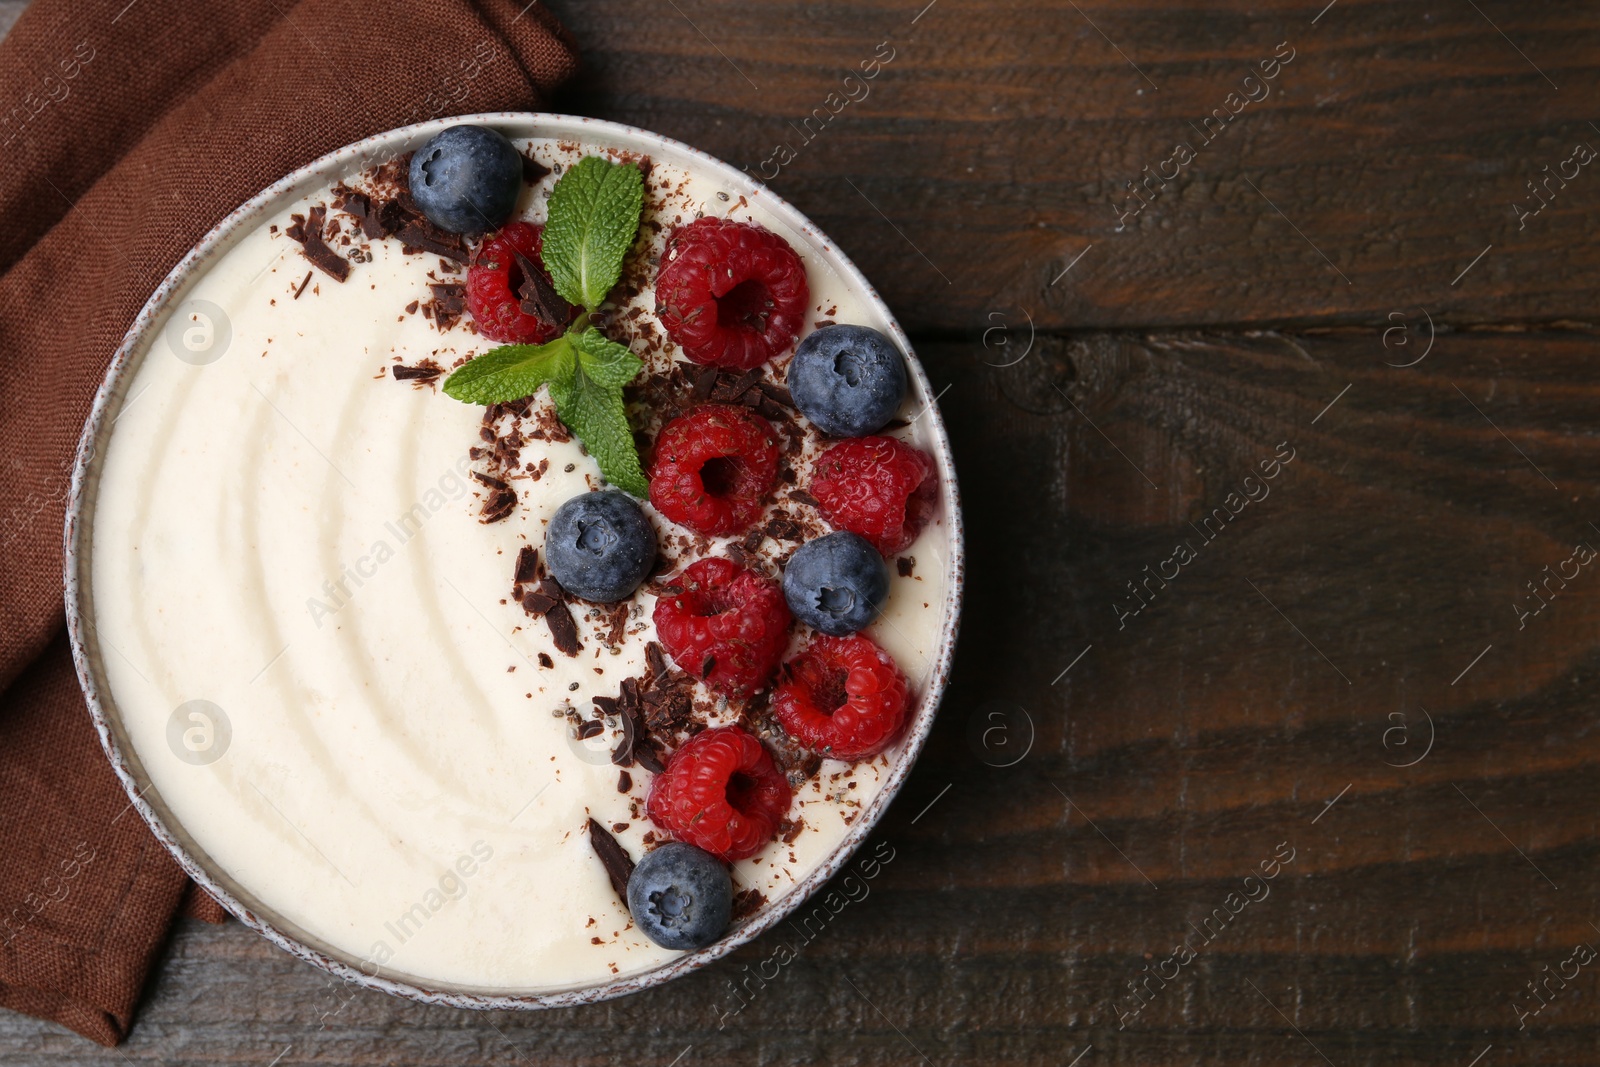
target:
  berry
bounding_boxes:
[646,725,792,861]
[655,217,810,370]
[809,437,937,556]
[782,531,888,636]
[409,125,523,235]
[653,557,791,697]
[626,842,733,951]
[773,634,910,761]
[466,222,577,344]
[545,490,657,603]
[787,325,907,437]
[649,404,779,537]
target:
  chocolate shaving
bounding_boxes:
[537,652,554,669]
[897,556,915,578]
[686,363,719,402]
[757,381,795,409]
[789,489,820,508]
[577,720,605,740]
[480,486,516,524]
[591,644,700,775]
[377,198,412,236]
[642,686,693,735]
[512,248,573,326]
[610,719,635,766]
[541,580,583,656]
[293,271,313,299]
[586,817,634,903]
[521,152,550,185]
[286,205,350,282]
[430,282,466,313]
[522,589,558,616]
[764,513,803,541]
[425,281,467,331]
[338,190,386,239]
[395,218,468,263]
[712,368,763,404]
[609,678,647,766]
[524,573,580,652]
[514,545,539,584]
[472,470,509,491]
[633,743,665,774]
[391,361,441,382]
[617,770,632,793]
[731,888,767,921]
[604,602,630,646]
[522,575,565,617]
[337,189,369,217]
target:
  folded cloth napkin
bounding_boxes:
[0,0,578,1043]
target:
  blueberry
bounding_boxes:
[787,324,907,437]
[545,491,657,603]
[782,531,889,636]
[408,125,523,235]
[626,842,732,951]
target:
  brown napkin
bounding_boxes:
[0,0,577,1044]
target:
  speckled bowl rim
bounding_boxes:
[64,112,964,1010]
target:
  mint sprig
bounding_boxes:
[442,156,648,496]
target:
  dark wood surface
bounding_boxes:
[7,1,1600,1064]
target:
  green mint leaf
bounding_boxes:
[541,157,644,311]
[569,326,644,389]
[550,361,648,497]
[441,336,576,405]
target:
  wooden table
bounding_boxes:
[6,0,1600,1063]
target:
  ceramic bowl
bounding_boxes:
[64,113,963,1008]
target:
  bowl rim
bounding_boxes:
[63,111,964,1009]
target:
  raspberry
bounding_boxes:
[655,217,810,370]
[653,557,791,697]
[466,221,577,343]
[650,404,780,537]
[809,436,937,556]
[773,634,910,761]
[646,725,792,861]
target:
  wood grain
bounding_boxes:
[550,0,1600,333]
[3,331,1597,1065]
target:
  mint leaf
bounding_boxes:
[541,157,644,311]
[441,336,575,404]
[569,326,644,388]
[550,362,648,497]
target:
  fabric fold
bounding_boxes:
[0,0,578,1043]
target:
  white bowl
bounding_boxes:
[64,113,964,1009]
